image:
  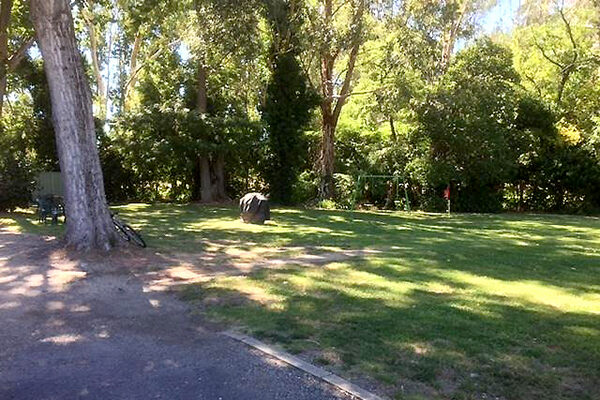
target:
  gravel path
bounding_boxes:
[0,229,351,400]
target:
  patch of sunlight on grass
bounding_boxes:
[566,325,600,337]
[426,282,455,295]
[186,218,246,232]
[209,276,285,305]
[440,269,600,314]
[113,203,151,211]
[449,302,503,319]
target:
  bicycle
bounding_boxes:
[111,213,146,248]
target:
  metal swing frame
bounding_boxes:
[351,174,411,211]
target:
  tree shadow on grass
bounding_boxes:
[190,260,600,400]
[6,204,600,296]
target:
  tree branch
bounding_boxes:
[535,41,565,70]
[7,36,34,71]
[332,0,364,124]
[558,6,577,55]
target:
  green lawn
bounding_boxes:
[2,204,599,399]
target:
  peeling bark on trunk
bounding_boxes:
[31,0,119,251]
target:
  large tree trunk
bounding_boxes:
[31,0,119,251]
[318,111,336,199]
[196,62,215,203]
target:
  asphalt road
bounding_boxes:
[0,230,350,400]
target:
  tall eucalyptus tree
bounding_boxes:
[31,0,118,250]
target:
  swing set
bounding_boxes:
[351,175,411,211]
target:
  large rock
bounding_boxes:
[239,193,270,224]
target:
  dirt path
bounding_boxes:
[140,243,381,291]
[0,229,353,400]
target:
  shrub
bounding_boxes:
[291,170,319,205]
[333,173,356,209]
[317,199,338,210]
[0,155,34,212]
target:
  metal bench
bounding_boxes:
[35,195,65,224]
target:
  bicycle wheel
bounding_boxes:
[120,223,146,248]
[113,217,130,241]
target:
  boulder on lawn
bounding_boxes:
[239,193,270,224]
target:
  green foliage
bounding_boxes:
[12,57,58,170]
[291,170,319,205]
[0,54,57,211]
[2,0,599,214]
[0,123,35,211]
[332,173,355,209]
[114,106,263,202]
[262,0,319,204]
[316,198,337,210]
[525,144,600,213]
[0,157,33,212]
[510,5,600,147]
[414,39,520,211]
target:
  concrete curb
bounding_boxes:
[223,330,384,400]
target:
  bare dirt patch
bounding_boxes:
[0,225,379,294]
[135,242,381,291]
[0,228,350,400]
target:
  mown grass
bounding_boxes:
[2,204,599,399]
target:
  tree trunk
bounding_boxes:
[84,0,106,119]
[439,0,469,73]
[197,64,208,113]
[316,0,364,200]
[0,2,34,120]
[318,11,336,200]
[199,156,213,202]
[123,33,141,110]
[389,116,397,142]
[30,0,119,251]
[195,62,215,203]
[0,0,12,119]
[518,181,524,212]
[191,157,201,200]
[213,152,226,200]
[318,111,336,199]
